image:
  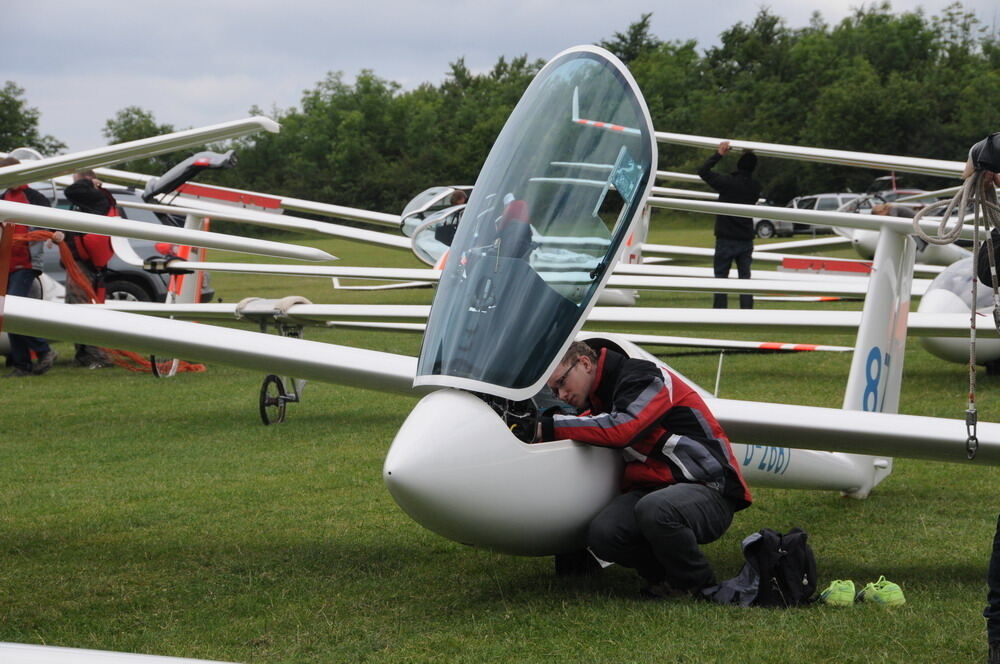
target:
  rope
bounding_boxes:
[13,229,206,374]
[909,171,1000,459]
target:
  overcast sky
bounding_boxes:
[5,0,998,152]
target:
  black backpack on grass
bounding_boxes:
[702,527,818,607]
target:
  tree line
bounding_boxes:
[3,2,1000,212]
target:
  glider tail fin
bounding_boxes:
[840,227,917,496]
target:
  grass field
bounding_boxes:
[2,213,999,663]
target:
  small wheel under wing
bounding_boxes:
[150,355,180,378]
[259,374,288,425]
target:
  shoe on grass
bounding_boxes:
[3,368,34,378]
[856,575,905,606]
[819,579,855,606]
[33,349,58,375]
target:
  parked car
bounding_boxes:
[752,215,794,239]
[39,185,214,302]
[785,192,860,234]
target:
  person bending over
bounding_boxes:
[536,340,752,597]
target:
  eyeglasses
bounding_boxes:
[550,359,579,393]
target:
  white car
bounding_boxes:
[785,192,861,234]
[752,215,794,239]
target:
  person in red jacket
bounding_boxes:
[537,340,752,597]
[1,157,58,377]
[63,170,118,368]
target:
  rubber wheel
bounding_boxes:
[259,374,287,425]
[150,355,180,378]
[105,280,153,302]
[755,220,775,239]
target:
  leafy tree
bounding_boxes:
[103,106,175,145]
[91,3,1000,216]
[0,81,65,155]
[102,106,191,175]
[598,13,661,64]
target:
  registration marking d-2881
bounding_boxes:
[742,445,791,475]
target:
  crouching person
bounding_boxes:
[536,341,752,597]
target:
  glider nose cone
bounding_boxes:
[384,389,620,556]
[918,287,1000,364]
[852,230,877,260]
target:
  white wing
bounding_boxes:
[0,203,332,262]
[0,117,278,189]
[654,130,964,178]
[7,296,416,394]
[90,301,976,338]
[5,296,996,465]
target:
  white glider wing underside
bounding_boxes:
[315,320,852,352]
[649,197,978,241]
[0,203,333,262]
[654,131,963,178]
[7,297,996,465]
[0,117,279,189]
[128,198,411,249]
[712,397,1000,465]
[136,259,927,298]
[6,297,417,395]
[0,641,234,664]
[92,301,976,338]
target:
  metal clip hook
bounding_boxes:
[966,408,979,460]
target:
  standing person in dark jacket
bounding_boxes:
[962,134,1000,664]
[1,157,59,376]
[537,340,752,597]
[697,141,762,309]
[63,170,118,368]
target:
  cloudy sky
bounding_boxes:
[5,0,998,152]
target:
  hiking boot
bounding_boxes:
[33,349,58,375]
[3,368,33,378]
[819,579,855,606]
[856,575,905,606]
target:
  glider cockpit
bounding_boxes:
[382,47,657,554]
[414,47,655,400]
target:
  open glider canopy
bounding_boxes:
[414,46,656,399]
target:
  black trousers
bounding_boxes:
[986,514,1000,643]
[713,237,753,309]
[586,483,735,591]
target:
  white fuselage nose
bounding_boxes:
[852,229,970,265]
[383,389,622,556]
[917,287,1000,364]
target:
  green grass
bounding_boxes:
[2,214,998,663]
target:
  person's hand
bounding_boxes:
[962,157,1000,186]
[717,141,731,156]
[47,231,65,247]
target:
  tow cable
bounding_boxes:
[912,147,1000,459]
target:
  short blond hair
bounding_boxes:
[560,341,596,366]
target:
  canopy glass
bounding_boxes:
[415,47,655,398]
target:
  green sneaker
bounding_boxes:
[819,579,855,606]
[857,575,905,606]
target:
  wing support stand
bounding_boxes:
[235,296,312,425]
